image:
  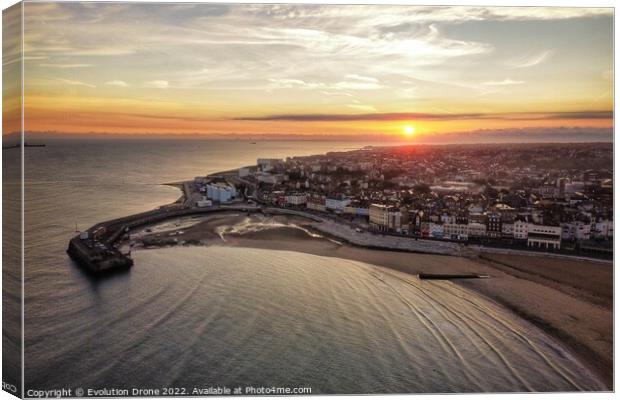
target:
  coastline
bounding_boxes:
[127,212,612,389]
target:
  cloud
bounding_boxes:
[237,112,484,121]
[345,74,379,83]
[57,78,96,88]
[320,90,353,97]
[547,111,613,120]
[268,77,383,91]
[145,80,169,88]
[347,104,377,112]
[483,79,525,86]
[245,5,612,24]
[21,3,613,129]
[507,50,553,68]
[105,80,129,87]
[40,63,93,68]
[235,110,613,122]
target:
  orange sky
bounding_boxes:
[5,3,614,141]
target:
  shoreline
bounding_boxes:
[126,212,612,390]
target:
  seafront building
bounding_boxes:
[200,144,612,256]
[205,182,237,203]
[527,224,562,250]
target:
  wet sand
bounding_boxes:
[132,213,613,389]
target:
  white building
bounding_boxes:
[206,183,236,203]
[594,220,613,239]
[326,197,351,213]
[196,197,213,208]
[527,224,562,250]
[369,204,389,229]
[369,204,405,233]
[501,223,514,238]
[443,223,468,239]
[429,223,444,239]
[514,220,529,239]
[561,221,592,241]
[467,222,487,238]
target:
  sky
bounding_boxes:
[8,2,615,140]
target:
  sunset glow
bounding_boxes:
[10,3,614,141]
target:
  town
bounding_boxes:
[190,143,613,258]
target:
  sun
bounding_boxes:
[403,125,415,137]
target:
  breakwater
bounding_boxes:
[66,202,330,273]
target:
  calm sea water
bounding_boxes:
[17,139,603,393]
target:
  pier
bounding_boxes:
[66,200,326,274]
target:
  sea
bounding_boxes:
[3,138,605,393]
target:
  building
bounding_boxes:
[306,194,326,212]
[257,158,282,171]
[593,220,613,239]
[501,223,514,238]
[514,220,529,240]
[429,223,444,239]
[369,204,406,233]
[467,222,487,238]
[527,224,562,250]
[443,223,468,240]
[486,213,502,238]
[431,181,477,194]
[561,221,592,241]
[344,203,369,216]
[257,172,285,185]
[539,185,559,199]
[286,194,307,206]
[206,183,236,203]
[196,197,213,208]
[326,196,351,213]
[369,204,390,230]
[493,203,517,220]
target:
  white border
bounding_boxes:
[0,1,616,400]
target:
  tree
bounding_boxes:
[484,185,499,199]
[413,183,431,194]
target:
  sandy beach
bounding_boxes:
[130,212,613,389]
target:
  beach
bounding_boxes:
[129,212,613,389]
